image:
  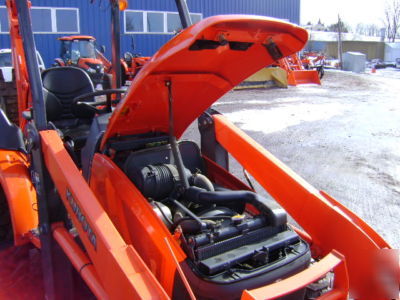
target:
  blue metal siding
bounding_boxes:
[0,0,300,67]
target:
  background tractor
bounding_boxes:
[53,36,111,89]
[95,37,151,86]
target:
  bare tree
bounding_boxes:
[356,23,367,35]
[384,0,400,42]
[356,23,381,36]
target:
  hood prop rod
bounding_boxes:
[166,80,207,230]
[166,80,190,189]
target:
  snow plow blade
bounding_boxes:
[236,67,288,89]
[287,69,321,85]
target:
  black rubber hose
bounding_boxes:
[184,186,287,227]
[191,173,214,191]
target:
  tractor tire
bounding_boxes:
[0,244,44,299]
[0,187,12,247]
[102,73,112,90]
[317,66,325,79]
[0,76,18,124]
[120,63,128,86]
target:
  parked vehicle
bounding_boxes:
[301,51,326,78]
[95,38,151,86]
[277,53,321,85]
[0,48,44,124]
[369,58,396,69]
[53,36,111,89]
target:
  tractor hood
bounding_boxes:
[101,15,308,147]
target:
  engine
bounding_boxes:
[126,161,311,299]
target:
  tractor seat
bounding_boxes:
[42,66,96,150]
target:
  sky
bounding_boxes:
[301,0,386,29]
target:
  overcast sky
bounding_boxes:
[301,0,386,29]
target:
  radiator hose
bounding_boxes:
[184,186,287,227]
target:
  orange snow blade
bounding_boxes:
[288,69,321,85]
[101,15,308,148]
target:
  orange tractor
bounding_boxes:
[277,53,321,86]
[0,0,398,299]
[301,51,326,79]
[54,35,150,89]
[53,35,110,89]
[95,45,150,86]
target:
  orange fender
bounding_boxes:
[0,150,38,245]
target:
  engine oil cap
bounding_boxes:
[231,214,245,224]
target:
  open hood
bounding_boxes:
[101,15,308,147]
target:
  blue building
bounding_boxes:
[0,0,300,67]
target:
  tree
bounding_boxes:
[327,19,350,33]
[384,0,400,42]
[355,23,381,36]
[356,23,367,35]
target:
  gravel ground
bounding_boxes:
[184,68,400,249]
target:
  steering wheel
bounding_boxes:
[73,88,126,114]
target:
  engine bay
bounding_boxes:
[120,140,311,287]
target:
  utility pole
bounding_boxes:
[111,0,121,89]
[175,0,192,28]
[337,14,343,70]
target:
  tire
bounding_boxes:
[0,77,18,124]
[0,187,13,246]
[102,73,112,90]
[317,66,325,79]
[0,96,6,113]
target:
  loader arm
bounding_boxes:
[40,130,169,299]
[6,0,31,127]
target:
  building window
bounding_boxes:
[56,9,79,33]
[190,14,202,24]
[124,10,202,34]
[126,11,144,33]
[31,7,79,34]
[0,6,79,34]
[166,13,181,33]
[0,7,9,33]
[31,8,53,32]
[147,12,164,33]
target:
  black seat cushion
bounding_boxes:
[43,88,63,122]
[42,66,95,120]
[41,67,97,157]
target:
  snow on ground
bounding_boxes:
[225,102,346,134]
[308,30,382,42]
[190,68,400,248]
